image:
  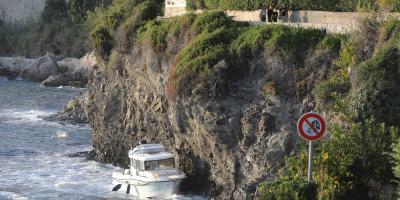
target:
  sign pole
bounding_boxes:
[297,112,326,183]
[307,140,313,182]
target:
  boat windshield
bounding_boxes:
[145,158,174,171]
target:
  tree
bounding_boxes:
[41,0,68,23]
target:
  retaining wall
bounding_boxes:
[165,7,400,33]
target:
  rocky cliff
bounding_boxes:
[58,7,340,199]
[73,12,340,198]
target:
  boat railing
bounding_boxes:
[129,144,166,156]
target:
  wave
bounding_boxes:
[0,109,55,123]
[55,129,69,138]
[0,191,28,200]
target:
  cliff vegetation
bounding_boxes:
[259,17,400,200]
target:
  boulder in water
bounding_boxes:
[0,66,12,76]
[20,53,62,82]
[42,72,87,87]
[42,74,72,87]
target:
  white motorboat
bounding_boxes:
[112,142,186,199]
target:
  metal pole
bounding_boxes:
[308,141,313,182]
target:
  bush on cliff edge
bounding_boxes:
[260,18,400,199]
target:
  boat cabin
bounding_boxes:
[128,144,175,172]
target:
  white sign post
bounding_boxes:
[297,112,326,182]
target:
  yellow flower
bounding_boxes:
[322,152,329,161]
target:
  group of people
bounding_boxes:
[259,4,288,22]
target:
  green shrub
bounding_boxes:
[190,10,236,34]
[392,138,400,196]
[313,74,349,106]
[318,34,343,52]
[259,180,318,200]
[174,28,232,78]
[260,20,400,199]
[335,40,357,70]
[68,0,103,22]
[42,0,68,23]
[87,0,163,58]
[378,17,400,46]
[139,14,195,51]
[231,25,269,57]
[116,0,164,51]
[261,80,278,97]
[161,11,332,99]
[264,25,326,65]
[259,119,398,199]
[348,44,400,125]
[86,0,136,34]
[91,26,113,58]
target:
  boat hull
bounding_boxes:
[113,179,183,198]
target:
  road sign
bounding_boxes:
[297,112,327,183]
[297,112,326,141]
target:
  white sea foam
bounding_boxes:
[55,129,69,138]
[0,80,206,200]
[0,191,28,200]
[0,109,54,123]
[0,151,206,199]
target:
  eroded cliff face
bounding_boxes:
[69,9,340,197]
[78,36,334,199]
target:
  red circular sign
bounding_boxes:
[297,112,326,141]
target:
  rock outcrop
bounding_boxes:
[0,52,97,87]
[20,53,61,82]
[77,43,324,199]
[42,73,87,87]
[49,92,89,124]
[42,52,97,87]
[66,12,335,199]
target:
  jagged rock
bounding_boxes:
[74,25,336,199]
[49,93,88,124]
[79,42,307,199]
[20,53,62,82]
[41,73,86,87]
[42,74,71,87]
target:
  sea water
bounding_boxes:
[0,77,204,200]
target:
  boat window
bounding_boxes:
[139,160,145,171]
[131,159,136,169]
[144,158,175,171]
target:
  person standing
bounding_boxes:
[280,4,288,22]
[259,5,267,22]
[267,4,274,22]
[272,5,278,22]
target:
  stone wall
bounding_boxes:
[227,10,400,23]
[250,21,354,34]
[0,0,46,24]
[164,6,187,17]
[165,7,400,34]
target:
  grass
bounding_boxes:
[144,11,328,99]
